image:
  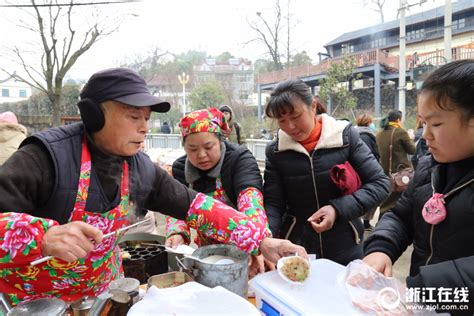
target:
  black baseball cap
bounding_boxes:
[80,68,170,112]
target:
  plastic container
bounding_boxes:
[250,259,364,316]
[147,272,193,289]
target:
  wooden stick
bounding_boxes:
[30,217,152,266]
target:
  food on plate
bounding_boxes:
[279,256,310,282]
[122,251,131,260]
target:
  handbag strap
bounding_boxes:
[388,128,396,174]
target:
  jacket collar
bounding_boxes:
[276,114,350,155]
[0,123,27,136]
[185,141,226,183]
[431,156,474,194]
[356,126,375,136]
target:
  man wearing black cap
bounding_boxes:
[0,68,306,304]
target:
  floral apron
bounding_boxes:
[190,177,232,246]
[4,139,130,304]
[165,176,230,246]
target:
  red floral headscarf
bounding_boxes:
[179,108,230,138]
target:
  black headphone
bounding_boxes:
[78,98,105,133]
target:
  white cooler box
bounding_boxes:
[250,258,364,316]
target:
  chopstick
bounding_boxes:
[30,217,152,266]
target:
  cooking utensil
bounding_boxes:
[70,296,96,316]
[30,217,152,266]
[6,298,67,316]
[183,254,234,265]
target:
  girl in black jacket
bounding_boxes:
[263,79,390,265]
[364,60,474,313]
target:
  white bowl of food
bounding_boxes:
[277,255,311,284]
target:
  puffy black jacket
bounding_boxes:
[357,126,380,161]
[364,155,474,311]
[264,114,390,265]
[172,141,262,206]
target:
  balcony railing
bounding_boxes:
[145,134,270,163]
[256,44,474,85]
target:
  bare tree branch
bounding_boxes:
[362,0,386,23]
[247,0,286,70]
[2,0,122,125]
[0,1,139,8]
[0,48,47,93]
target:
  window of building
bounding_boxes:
[452,18,465,30]
[19,89,27,98]
[370,37,387,48]
[1,89,9,97]
[407,28,424,41]
[341,43,354,55]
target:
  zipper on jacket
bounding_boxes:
[283,216,297,240]
[348,221,361,244]
[425,225,435,265]
[309,152,324,258]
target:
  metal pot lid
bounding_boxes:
[70,296,96,310]
[7,298,67,316]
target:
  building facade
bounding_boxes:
[194,58,255,106]
[256,0,474,118]
[0,76,32,104]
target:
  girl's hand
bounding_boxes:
[363,252,393,277]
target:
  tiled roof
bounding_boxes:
[325,0,473,47]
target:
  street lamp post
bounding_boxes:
[178,72,189,116]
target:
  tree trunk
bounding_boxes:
[52,92,62,127]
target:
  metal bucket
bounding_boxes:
[188,244,248,297]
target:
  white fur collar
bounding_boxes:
[277,114,350,155]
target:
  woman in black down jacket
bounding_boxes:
[164,108,269,277]
[364,60,474,313]
[264,79,390,265]
[356,114,381,231]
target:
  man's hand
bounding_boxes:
[165,234,185,248]
[248,254,265,279]
[363,252,393,277]
[259,238,308,264]
[307,205,337,233]
[41,221,103,262]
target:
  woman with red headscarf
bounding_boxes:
[165,108,271,277]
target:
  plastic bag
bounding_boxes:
[128,282,260,316]
[338,260,436,315]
